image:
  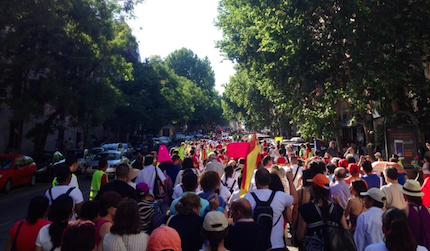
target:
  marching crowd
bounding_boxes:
[5,139,430,251]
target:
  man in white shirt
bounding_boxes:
[354,188,386,251]
[204,152,224,176]
[135,155,166,194]
[45,165,84,218]
[329,167,351,209]
[286,156,303,188]
[245,168,297,251]
[380,167,407,209]
[52,154,79,188]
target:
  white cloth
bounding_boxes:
[365,242,428,251]
[244,189,293,249]
[128,181,137,189]
[219,184,231,203]
[35,224,61,251]
[354,207,385,251]
[228,190,241,205]
[45,185,83,221]
[380,183,407,209]
[135,165,166,194]
[103,232,148,251]
[329,180,351,209]
[285,165,303,188]
[221,176,239,193]
[423,162,430,175]
[69,174,78,188]
[174,168,199,187]
[205,160,224,176]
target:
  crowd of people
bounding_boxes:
[5,138,430,251]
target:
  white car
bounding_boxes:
[84,150,129,177]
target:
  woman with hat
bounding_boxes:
[200,211,229,251]
[400,179,430,250]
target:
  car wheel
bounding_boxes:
[3,179,12,194]
[29,174,36,186]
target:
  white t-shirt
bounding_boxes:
[69,174,78,188]
[423,162,430,174]
[174,168,200,187]
[135,165,166,194]
[228,190,241,205]
[45,186,83,221]
[35,224,61,251]
[172,184,202,200]
[219,184,231,203]
[103,232,148,251]
[365,242,427,251]
[285,165,303,188]
[244,189,294,249]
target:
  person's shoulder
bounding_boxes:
[417,245,428,251]
[364,242,386,251]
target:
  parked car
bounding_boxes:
[89,147,105,157]
[121,143,133,158]
[65,149,91,174]
[29,151,65,181]
[83,150,129,178]
[131,142,148,155]
[0,154,37,193]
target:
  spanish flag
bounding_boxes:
[240,133,261,196]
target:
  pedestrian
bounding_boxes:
[89,158,108,200]
[330,167,351,209]
[422,156,430,180]
[167,154,182,183]
[135,155,166,205]
[361,160,381,189]
[200,211,229,251]
[166,193,204,251]
[354,188,386,251]
[364,208,427,251]
[174,157,200,187]
[221,165,238,195]
[344,179,368,234]
[345,163,361,184]
[381,167,407,209]
[103,199,149,251]
[400,179,430,250]
[61,220,96,251]
[79,200,100,224]
[95,191,122,249]
[52,155,79,188]
[5,195,51,251]
[287,156,303,188]
[205,152,224,176]
[147,226,182,251]
[327,140,338,158]
[225,198,271,251]
[199,170,228,213]
[35,195,73,251]
[95,163,137,201]
[136,182,155,233]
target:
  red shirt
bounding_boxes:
[277,157,287,165]
[9,219,51,251]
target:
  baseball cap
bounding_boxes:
[360,188,386,203]
[136,182,151,197]
[307,173,330,190]
[348,163,360,174]
[147,226,182,251]
[338,159,349,168]
[203,211,228,232]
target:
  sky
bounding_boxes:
[127,0,236,94]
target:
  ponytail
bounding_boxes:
[48,195,73,249]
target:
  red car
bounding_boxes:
[0,154,37,193]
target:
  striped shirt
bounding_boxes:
[138,201,154,233]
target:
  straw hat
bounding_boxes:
[400,179,424,197]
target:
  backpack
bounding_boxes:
[153,168,167,200]
[222,178,236,194]
[250,191,281,237]
[47,187,75,220]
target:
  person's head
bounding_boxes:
[49,195,74,249]
[347,156,356,164]
[238,158,245,167]
[302,169,316,187]
[269,173,284,192]
[375,152,382,160]
[98,158,108,170]
[208,152,217,161]
[382,208,417,251]
[309,174,330,202]
[144,155,154,166]
[361,160,373,174]
[115,163,130,181]
[326,163,336,175]
[98,191,122,218]
[224,165,234,179]
[361,188,386,209]
[110,199,141,235]
[27,195,49,224]
[202,211,229,251]
[391,154,399,161]
[175,193,201,215]
[348,163,360,177]
[338,158,349,168]
[279,149,286,157]
[200,171,221,191]
[309,160,326,174]
[230,198,252,223]
[350,179,368,197]
[334,167,347,180]
[290,155,298,165]
[329,141,335,148]
[182,172,198,192]
[65,154,78,172]
[172,154,181,165]
[148,226,182,251]
[255,168,271,188]
[136,182,153,201]
[136,153,144,162]
[385,167,398,183]
[182,157,194,170]
[55,164,72,185]
[400,179,424,206]
[131,159,143,170]
[190,149,195,156]
[151,151,157,158]
[79,200,99,223]
[262,156,273,167]
[61,220,96,251]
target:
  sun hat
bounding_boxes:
[129,167,140,181]
[400,179,424,197]
[203,211,228,232]
[307,173,330,190]
[136,182,151,197]
[360,188,386,203]
[147,226,182,251]
[348,163,360,174]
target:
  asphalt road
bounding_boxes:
[0,174,91,250]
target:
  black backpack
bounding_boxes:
[250,191,281,236]
[153,168,167,200]
[47,187,75,220]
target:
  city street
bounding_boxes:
[0,175,91,249]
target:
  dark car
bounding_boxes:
[29,151,65,181]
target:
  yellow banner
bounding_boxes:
[275,137,283,142]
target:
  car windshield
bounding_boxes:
[102,144,117,150]
[0,158,14,169]
[94,153,118,161]
[66,150,84,156]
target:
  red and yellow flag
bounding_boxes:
[240,133,261,196]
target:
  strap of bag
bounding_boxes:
[117,235,127,251]
[250,190,276,206]
[166,215,175,226]
[65,187,75,196]
[48,187,54,202]
[11,220,24,251]
[292,166,300,182]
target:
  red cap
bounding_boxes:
[148,226,182,251]
[338,159,349,168]
[348,163,360,174]
[307,174,330,190]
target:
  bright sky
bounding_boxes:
[127,0,235,94]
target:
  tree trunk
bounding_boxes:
[7,119,23,153]
[33,111,60,151]
[360,111,374,155]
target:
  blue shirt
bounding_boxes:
[199,190,227,211]
[169,192,209,217]
[166,164,181,184]
[362,174,381,189]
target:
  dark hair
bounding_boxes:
[224,165,234,179]
[424,156,430,162]
[269,173,284,192]
[131,159,143,170]
[385,167,398,180]
[183,172,198,191]
[406,195,423,206]
[351,180,368,197]
[55,164,71,182]
[200,171,221,191]
[27,195,49,224]
[79,201,99,222]
[362,160,372,173]
[238,158,245,165]
[49,195,74,249]
[98,158,107,169]
[383,208,417,251]
[231,201,252,218]
[367,196,384,209]
[347,156,356,163]
[110,199,141,235]
[312,184,330,222]
[190,149,195,155]
[65,154,78,166]
[115,163,130,178]
[182,157,194,170]
[175,193,201,215]
[172,154,180,162]
[144,155,154,166]
[279,149,286,156]
[309,160,326,174]
[202,229,228,251]
[262,156,272,166]
[98,191,122,217]
[255,168,271,186]
[302,169,316,187]
[326,164,336,174]
[61,220,96,251]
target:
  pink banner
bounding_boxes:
[227,142,250,159]
[157,145,173,163]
